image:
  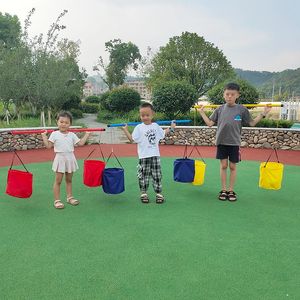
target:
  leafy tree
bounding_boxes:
[148,32,234,97]
[85,95,101,103]
[152,80,198,119]
[207,79,259,105]
[96,39,141,90]
[0,12,21,47]
[106,87,141,112]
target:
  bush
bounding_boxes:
[99,91,111,111]
[80,102,99,113]
[106,87,141,112]
[62,95,81,110]
[85,95,101,104]
[69,108,83,118]
[152,80,198,119]
[256,118,293,128]
[207,79,259,105]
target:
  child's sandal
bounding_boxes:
[228,191,237,202]
[156,194,165,204]
[218,190,228,201]
[54,200,64,209]
[67,196,80,206]
[140,194,149,204]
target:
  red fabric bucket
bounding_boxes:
[6,151,33,198]
[83,159,105,187]
[6,169,33,198]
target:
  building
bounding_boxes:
[124,79,151,101]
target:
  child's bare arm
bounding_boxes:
[122,124,134,143]
[41,131,53,149]
[249,106,272,127]
[77,132,91,146]
[197,107,215,127]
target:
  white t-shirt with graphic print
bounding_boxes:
[132,123,165,159]
[48,131,80,153]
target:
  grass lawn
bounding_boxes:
[0,157,299,299]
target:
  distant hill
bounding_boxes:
[235,68,300,97]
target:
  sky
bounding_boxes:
[1,0,300,75]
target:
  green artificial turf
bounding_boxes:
[0,157,299,300]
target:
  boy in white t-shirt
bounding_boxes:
[122,103,175,204]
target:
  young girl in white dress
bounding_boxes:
[41,111,91,209]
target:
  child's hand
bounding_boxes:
[122,124,128,131]
[264,105,272,115]
[41,130,47,136]
[197,105,205,113]
[171,121,176,129]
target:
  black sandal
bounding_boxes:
[228,191,237,202]
[140,194,149,204]
[156,194,165,204]
[218,190,228,201]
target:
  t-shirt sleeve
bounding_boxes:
[242,108,253,126]
[157,125,165,140]
[48,132,56,143]
[72,133,80,145]
[132,125,141,143]
[209,108,219,123]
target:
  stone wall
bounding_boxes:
[0,128,83,152]
[161,126,300,151]
[1,127,300,151]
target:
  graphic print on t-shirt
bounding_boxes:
[234,114,242,121]
[145,128,157,145]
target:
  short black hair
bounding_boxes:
[224,82,240,92]
[140,102,154,111]
[56,111,73,124]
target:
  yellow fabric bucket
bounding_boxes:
[192,160,206,186]
[259,161,284,190]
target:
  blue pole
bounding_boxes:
[107,120,191,127]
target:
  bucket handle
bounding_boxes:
[10,150,29,172]
[188,146,206,163]
[85,143,105,161]
[106,151,123,169]
[263,147,280,167]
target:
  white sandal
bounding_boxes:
[67,196,80,206]
[54,200,64,209]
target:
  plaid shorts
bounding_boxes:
[137,156,162,194]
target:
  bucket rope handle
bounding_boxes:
[85,143,105,161]
[10,150,29,172]
[106,151,123,169]
[188,146,206,163]
[264,147,280,167]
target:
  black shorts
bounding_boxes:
[216,145,241,163]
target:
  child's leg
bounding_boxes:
[137,158,151,194]
[65,172,73,198]
[53,172,64,200]
[65,172,79,205]
[53,172,64,208]
[228,162,237,191]
[151,157,162,194]
[220,159,228,191]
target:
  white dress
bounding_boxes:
[48,131,80,173]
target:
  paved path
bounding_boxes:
[77,113,128,144]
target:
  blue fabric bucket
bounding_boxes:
[102,167,125,194]
[173,158,195,183]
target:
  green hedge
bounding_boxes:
[80,102,99,113]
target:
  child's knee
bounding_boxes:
[229,163,236,171]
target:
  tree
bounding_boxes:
[105,87,141,112]
[148,32,234,97]
[152,80,198,119]
[0,12,21,47]
[96,39,141,90]
[207,79,259,105]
